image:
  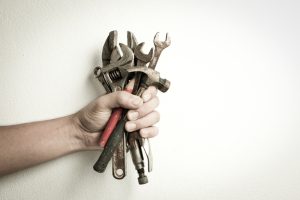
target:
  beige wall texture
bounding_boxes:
[1,0,300,199]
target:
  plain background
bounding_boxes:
[0,0,300,199]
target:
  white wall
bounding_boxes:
[1,0,300,199]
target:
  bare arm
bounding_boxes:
[0,116,83,175]
[0,86,159,176]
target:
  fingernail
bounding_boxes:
[126,122,136,132]
[143,93,151,102]
[128,111,139,120]
[132,97,142,106]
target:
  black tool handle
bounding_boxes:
[93,113,128,173]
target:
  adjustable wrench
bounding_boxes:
[93,43,134,174]
[111,31,138,179]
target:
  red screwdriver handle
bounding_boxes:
[98,88,133,148]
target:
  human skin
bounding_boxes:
[0,86,159,176]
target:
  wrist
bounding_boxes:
[70,114,102,151]
[67,114,89,151]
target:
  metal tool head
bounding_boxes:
[138,171,148,185]
[127,31,138,51]
[110,43,134,67]
[102,30,118,66]
[154,32,171,49]
[134,42,154,63]
[127,67,170,93]
[96,43,134,92]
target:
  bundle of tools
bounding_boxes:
[93,30,171,184]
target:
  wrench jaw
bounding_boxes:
[95,43,135,93]
[134,43,155,64]
[148,32,171,70]
[94,66,112,93]
[154,32,171,48]
[102,30,118,67]
[127,31,138,51]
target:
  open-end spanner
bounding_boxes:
[136,32,171,96]
[148,32,171,70]
[127,31,138,52]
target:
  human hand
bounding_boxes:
[73,86,160,150]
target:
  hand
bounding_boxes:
[73,86,160,149]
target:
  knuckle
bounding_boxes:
[116,91,128,105]
[134,121,142,129]
[154,111,160,122]
[154,96,160,106]
[151,110,160,123]
[95,96,104,109]
[149,86,158,94]
[153,127,159,136]
[141,127,159,138]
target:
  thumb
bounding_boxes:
[98,91,143,110]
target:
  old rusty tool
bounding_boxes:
[93,31,171,185]
[95,32,133,179]
[95,32,132,149]
[135,33,171,99]
[93,43,134,174]
[95,31,119,149]
[111,31,139,179]
[148,32,171,69]
[128,42,154,184]
[93,61,170,174]
[132,33,171,184]
[102,31,118,67]
[95,32,170,129]
[127,31,138,52]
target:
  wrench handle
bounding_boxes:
[98,108,122,148]
[94,113,128,173]
[98,88,133,148]
[148,52,161,69]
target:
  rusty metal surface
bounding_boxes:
[112,133,127,179]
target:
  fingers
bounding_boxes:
[125,86,160,138]
[125,111,160,132]
[99,83,156,110]
[142,86,158,102]
[140,126,159,138]
[127,86,159,121]
[98,85,160,138]
[127,96,159,120]
[97,91,143,111]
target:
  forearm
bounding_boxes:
[0,87,159,176]
[0,115,85,176]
